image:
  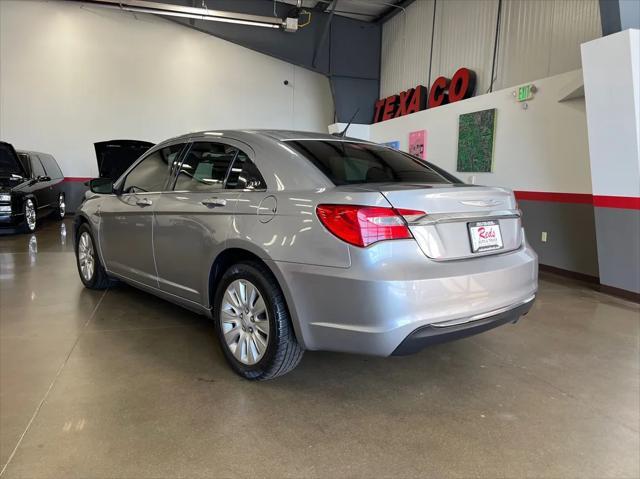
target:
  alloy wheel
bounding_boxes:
[78,231,95,282]
[58,194,66,218]
[25,199,36,231]
[221,279,270,365]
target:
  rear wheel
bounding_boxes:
[56,193,66,219]
[75,224,112,289]
[214,261,303,380]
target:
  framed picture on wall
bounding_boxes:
[382,140,400,150]
[409,130,426,160]
[457,108,496,172]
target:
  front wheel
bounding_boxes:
[75,224,112,289]
[214,261,303,380]
[21,198,37,233]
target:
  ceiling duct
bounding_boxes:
[76,0,299,31]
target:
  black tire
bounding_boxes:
[214,261,303,380]
[75,224,112,290]
[20,198,37,233]
[56,193,66,220]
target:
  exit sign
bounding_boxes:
[517,84,534,102]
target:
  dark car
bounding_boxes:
[0,141,66,233]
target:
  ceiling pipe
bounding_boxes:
[74,0,294,30]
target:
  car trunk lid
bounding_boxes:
[369,184,523,260]
[94,140,154,181]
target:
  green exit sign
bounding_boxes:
[517,84,533,102]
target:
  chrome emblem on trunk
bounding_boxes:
[460,199,503,207]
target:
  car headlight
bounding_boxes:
[0,205,11,213]
[0,194,10,202]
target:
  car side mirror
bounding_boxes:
[89,178,114,194]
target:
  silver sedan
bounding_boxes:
[74,130,538,380]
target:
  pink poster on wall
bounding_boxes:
[409,130,426,160]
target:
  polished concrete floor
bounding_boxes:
[0,218,638,478]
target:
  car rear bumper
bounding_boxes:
[391,295,535,355]
[271,238,538,356]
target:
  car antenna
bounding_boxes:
[334,108,360,139]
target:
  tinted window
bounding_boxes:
[0,144,26,177]
[174,142,237,192]
[17,153,30,175]
[226,151,266,190]
[122,144,183,193]
[288,140,459,185]
[30,156,46,178]
[39,154,64,179]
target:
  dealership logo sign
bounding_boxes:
[373,67,477,123]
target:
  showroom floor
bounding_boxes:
[0,218,638,478]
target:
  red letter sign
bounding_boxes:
[428,76,449,108]
[448,68,476,102]
[372,68,475,122]
[381,95,399,122]
[406,85,427,114]
[373,99,386,123]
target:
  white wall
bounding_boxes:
[0,0,334,177]
[369,69,592,195]
[581,29,640,198]
[381,0,601,98]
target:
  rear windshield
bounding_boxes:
[0,143,26,178]
[287,140,461,185]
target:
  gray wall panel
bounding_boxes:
[380,0,435,98]
[431,0,499,94]
[381,0,602,96]
[520,200,599,277]
[594,207,640,293]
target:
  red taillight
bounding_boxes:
[316,204,426,247]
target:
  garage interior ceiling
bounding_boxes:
[276,0,407,22]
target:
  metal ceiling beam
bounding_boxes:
[312,0,337,68]
[375,0,416,24]
[76,0,285,29]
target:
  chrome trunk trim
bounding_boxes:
[408,210,521,226]
[430,294,536,328]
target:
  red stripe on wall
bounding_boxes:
[514,191,593,204]
[514,191,640,210]
[63,177,91,182]
[593,195,640,210]
[59,181,640,210]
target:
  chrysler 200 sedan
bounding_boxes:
[74,130,538,380]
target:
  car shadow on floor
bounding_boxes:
[88,280,509,399]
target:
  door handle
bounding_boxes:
[201,198,227,208]
[136,198,153,207]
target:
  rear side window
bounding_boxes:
[287,140,460,185]
[174,142,237,192]
[39,154,64,179]
[226,151,266,190]
[30,156,46,178]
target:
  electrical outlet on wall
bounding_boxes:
[541,231,548,243]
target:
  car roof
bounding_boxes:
[135,130,379,192]
[161,129,372,144]
[16,150,54,158]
